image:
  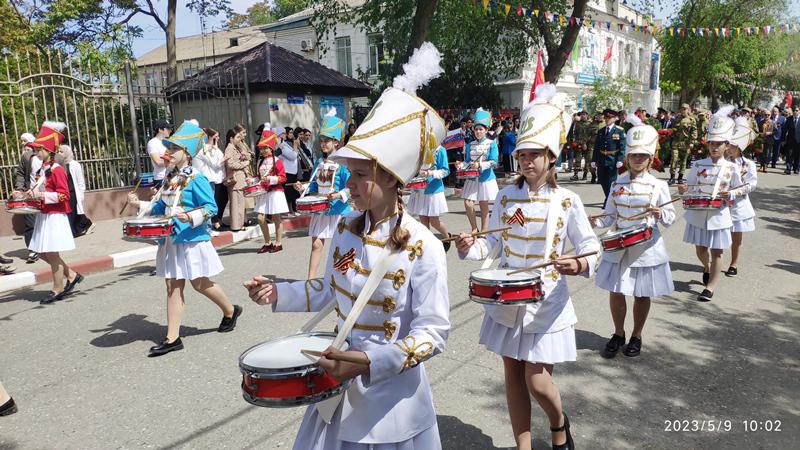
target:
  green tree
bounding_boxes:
[584,70,637,114]
[227,0,310,28]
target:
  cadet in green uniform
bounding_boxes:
[592,108,626,207]
[669,103,698,184]
[572,110,595,181]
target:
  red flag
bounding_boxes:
[603,42,613,62]
[528,50,545,102]
[786,92,794,108]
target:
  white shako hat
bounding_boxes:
[624,113,658,156]
[514,83,572,159]
[329,42,446,184]
[730,116,756,151]
[706,105,736,142]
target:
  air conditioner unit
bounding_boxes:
[300,40,315,52]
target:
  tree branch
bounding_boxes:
[143,0,167,30]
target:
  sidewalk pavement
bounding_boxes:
[0,213,311,293]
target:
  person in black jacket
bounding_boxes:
[12,133,41,263]
[782,107,800,174]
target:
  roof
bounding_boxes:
[167,42,372,97]
[136,26,267,66]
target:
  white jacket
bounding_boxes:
[683,157,744,230]
[729,157,757,221]
[274,212,449,443]
[461,183,601,333]
[596,172,675,267]
[192,144,225,184]
[279,141,298,175]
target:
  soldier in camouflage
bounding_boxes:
[571,110,596,181]
[669,103,698,184]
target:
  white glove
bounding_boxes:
[591,162,597,169]
[267,176,279,185]
[615,161,623,169]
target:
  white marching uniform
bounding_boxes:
[730,156,757,232]
[274,213,450,449]
[595,172,675,297]
[254,158,290,215]
[461,182,600,364]
[29,163,76,253]
[460,139,499,202]
[682,158,744,249]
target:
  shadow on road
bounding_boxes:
[438,414,514,449]
[88,313,215,347]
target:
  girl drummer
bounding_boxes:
[246,43,450,450]
[254,128,289,254]
[723,116,758,277]
[592,114,675,358]
[128,120,242,356]
[677,106,745,302]
[20,121,83,304]
[293,109,352,278]
[456,84,599,450]
[458,108,499,233]
[406,130,452,250]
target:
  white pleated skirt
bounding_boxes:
[254,191,289,215]
[291,404,441,450]
[461,179,498,202]
[309,213,340,239]
[479,315,576,364]
[29,213,75,253]
[407,191,448,217]
[683,224,732,249]
[732,218,755,232]
[595,261,674,297]
[156,238,224,280]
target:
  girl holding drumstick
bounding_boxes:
[246,43,450,450]
[591,114,675,358]
[458,108,499,233]
[253,128,289,254]
[456,84,599,450]
[723,116,758,277]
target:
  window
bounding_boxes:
[144,72,157,94]
[230,38,239,47]
[336,36,353,77]
[183,67,199,79]
[368,34,384,77]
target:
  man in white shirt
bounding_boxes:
[147,119,173,187]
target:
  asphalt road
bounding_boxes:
[1,169,798,449]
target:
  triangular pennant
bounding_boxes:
[504,3,510,15]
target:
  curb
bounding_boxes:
[0,214,311,294]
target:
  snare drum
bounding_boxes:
[682,195,730,210]
[244,177,267,198]
[469,268,543,305]
[122,217,173,241]
[296,195,330,214]
[405,177,428,190]
[6,198,42,214]
[239,332,351,408]
[601,224,653,252]
[457,169,480,180]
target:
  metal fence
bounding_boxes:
[0,51,252,199]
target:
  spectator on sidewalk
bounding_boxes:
[277,127,300,215]
[224,124,252,231]
[57,145,95,237]
[147,119,173,188]
[13,132,41,264]
[343,123,357,145]
[499,120,517,173]
[194,128,226,231]
[782,106,800,174]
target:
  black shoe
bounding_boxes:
[551,412,574,450]
[668,177,675,185]
[581,173,587,180]
[442,233,452,252]
[0,255,12,264]
[677,176,684,184]
[784,170,791,174]
[218,305,243,333]
[724,266,738,277]
[148,338,184,356]
[0,397,18,416]
[63,273,84,295]
[40,291,65,305]
[570,174,579,181]
[26,252,39,264]
[602,334,626,358]
[590,176,596,184]
[623,336,642,357]
[697,289,714,302]
[702,272,710,286]
[771,164,776,169]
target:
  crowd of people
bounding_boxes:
[0,41,781,450]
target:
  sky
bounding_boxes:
[130,0,800,57]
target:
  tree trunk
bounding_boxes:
[393,0,438,77]
[165,0,178,86]
[532,0,589,83]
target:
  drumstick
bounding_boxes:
[625,197,683,221]
[589,212,615,219]
[441,226,512,242]
[300,349,370,365]
[299,165,321,199]
[118,177,143,215]
[507,250,599,275]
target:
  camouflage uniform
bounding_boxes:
[573,118,597,180]
[670,113,697,181]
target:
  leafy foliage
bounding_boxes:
[227,0,310,28]
[583,70,638,114]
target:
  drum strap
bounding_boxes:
[299,164,320,199]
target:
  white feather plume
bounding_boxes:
[713,104,735,118]
[734,116,750,127]
[476,107,487,114]
[392,42,443,94]
[187,119,199,126]
[532,83,557,104]
[624,113,643,127]
[262,122,271,130]
[325,107,337,117]
[42,121,66,132]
